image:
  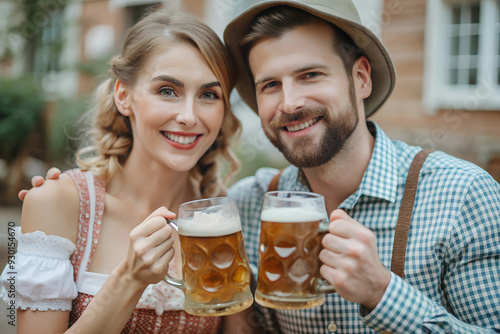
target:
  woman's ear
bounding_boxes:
[114,79,131,116]
[353,56,372,100]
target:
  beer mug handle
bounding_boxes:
[315,277,336,294]
[164,273,185,290]
[316,219,336,294]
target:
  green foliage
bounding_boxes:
[0,76,44,161]
[47,96,89,166]
[76,58,110,78]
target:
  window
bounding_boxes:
[423,0,500,114]
[19,1,81,99]
[31,9,65,79]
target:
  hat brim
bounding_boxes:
[223,0,396,118]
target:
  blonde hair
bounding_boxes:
[76,9,240,197]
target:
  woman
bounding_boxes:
[0,8,256,333]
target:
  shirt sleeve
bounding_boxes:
[0,227,78,311]
[362,172,500,333]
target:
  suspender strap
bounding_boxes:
[391,149,433,278]
[268,169,285,192]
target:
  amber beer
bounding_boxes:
[165,197,253,316]
[256,191,335,309]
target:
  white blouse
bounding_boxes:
[0,227,77,311]
[0,171,184,315]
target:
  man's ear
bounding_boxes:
[114,79,131,116]
[353,56,372,100]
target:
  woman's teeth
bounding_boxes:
[285,117,318,132]
[166,133,197,144]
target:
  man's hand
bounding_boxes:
[18,167,62,201]
[319,209,391,310]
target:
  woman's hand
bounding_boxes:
[116,206,177,287]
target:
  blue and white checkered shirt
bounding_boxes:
[228,122,500,333]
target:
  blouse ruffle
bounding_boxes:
[0,227,77,311]
[0,227,184,315]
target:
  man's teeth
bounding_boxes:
[166,133,197,144]
[285,117,318,132]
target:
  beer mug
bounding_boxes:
[165,197,254,316]
[255,191,336,309]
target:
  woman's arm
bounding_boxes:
[17,176,176,333]
[16,175,80,333]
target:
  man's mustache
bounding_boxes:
[269,106,328,128]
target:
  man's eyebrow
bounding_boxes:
[151,75,184,88]
[254,64,328,87]
[293,64,327,75]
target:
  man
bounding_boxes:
[20,1,500,333]
[223,0,500,333]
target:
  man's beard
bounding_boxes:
[263,90,359,169]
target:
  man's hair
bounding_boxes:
[240,5,364,76]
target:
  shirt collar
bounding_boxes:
[281,121,398,208]
[339,121,398,209]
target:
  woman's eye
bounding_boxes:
[158,87,175,97]
[201,91,219,99]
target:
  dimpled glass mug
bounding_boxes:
[165,197,254,316]
[255,191,336,309]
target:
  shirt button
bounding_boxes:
[328,323,337,332]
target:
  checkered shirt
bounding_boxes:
[228,122,500,333]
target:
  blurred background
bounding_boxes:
[0,0,499,331]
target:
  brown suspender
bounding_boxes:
[267,168,284,193]
[390,149,432,278]
[267,149,433,278]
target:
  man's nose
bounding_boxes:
[279,80,306,114]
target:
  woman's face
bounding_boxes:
[117,42,225,172]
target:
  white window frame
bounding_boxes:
[423,0,500,115]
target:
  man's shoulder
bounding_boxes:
[391,140,489,178]
[409,149,500,197]
[424,150,492,180]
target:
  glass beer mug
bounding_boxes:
[165,197,254,316]
[255,191,336,309]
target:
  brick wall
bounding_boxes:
[373,0,500,182]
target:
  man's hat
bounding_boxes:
[223,0,396,118]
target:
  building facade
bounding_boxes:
[1,0,499,185]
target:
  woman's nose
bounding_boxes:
[175,99,197,127]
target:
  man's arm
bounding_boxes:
[324,172,500,333]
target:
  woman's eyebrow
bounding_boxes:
[151,75,184,88]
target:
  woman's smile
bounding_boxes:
[161,131,202,150]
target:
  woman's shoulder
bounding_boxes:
[21,170,81,243]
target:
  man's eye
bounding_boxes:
[305,72,320,78]
[264,81,278,89]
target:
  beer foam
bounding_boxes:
[178,211,242,237]
[260,207,325,223]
